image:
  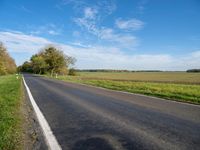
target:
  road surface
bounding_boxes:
[23,74,200,150]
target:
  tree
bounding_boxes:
[186,69,200,73]
[57,66,68,75]
[21,61,33,73]
[31,54,48,74]
[41,45,75,76]
[0,42,8,75]
[0,42,16,75]
[68,68,77,76]
[0,60,7,75]
[19,45,76,75]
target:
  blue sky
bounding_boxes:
[0,0,200,70]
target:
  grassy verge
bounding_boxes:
[0,75,22,150]
[82,80,200,104]
[47,75,200,104]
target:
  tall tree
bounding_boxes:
[19,45,76,75]
[42,45,75,76]
[31,54,48,74]
[21,61,33,73]
[0,42,16,75]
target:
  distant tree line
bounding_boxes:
[186,69,200,73]
[19,45,76,76]
[76,69,132,72]
[77,69,163,72]
[0,42,17,75]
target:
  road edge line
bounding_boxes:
[22,76,62,150]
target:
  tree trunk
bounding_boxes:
[51,69,54,77]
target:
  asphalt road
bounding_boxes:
[23,74,200,150]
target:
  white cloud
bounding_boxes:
[115,18,144,30]
[74,8,138,47]
[70,42,91,48]
[62,0,116,15]
[191,51,200,57]
[61,0,87,9]
[68,1,137,48]
[73,7,98,34]
[0,30,199,70]
[74,16,138,47]
[48,30,60,35]
[30,24,61,36]
[99,28,138,47]
[84,7,97,19]
[0,31,51,53]
[97,0,116,15]
[74,15,99,35]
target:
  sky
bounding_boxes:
[0,0,200,70]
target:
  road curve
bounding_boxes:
[23,74,200,150]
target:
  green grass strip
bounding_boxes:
[50,75,200,104]
[0,75,22,150]
[81,80,200,104]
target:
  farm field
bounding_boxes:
[51,72,200,104]
[0,75,22,150]
[76,72,200,84]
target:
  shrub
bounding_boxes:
[68,68,77,76]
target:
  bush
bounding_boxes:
[68,68,77,76]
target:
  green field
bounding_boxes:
[76,72,200,84]
[52,72,200,104]
[0,75,22,150]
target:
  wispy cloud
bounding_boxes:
[97,0,116,15]
[73,6,99,35]
[20,5,32,13]
[72,31,80,37]
[61,0,87,10]
[0,30,200,70]
[115,18,144,31]
[0,31,51,53]
[30,24,62,36]
[191,51,200,57]
[74,16,138,47]
[84,7,98,19]
[70,42,91,48]
[74,5,138,47]
[74,15,98,35]
[99,28,138,47]
[47,30,60,35]
[137,0,149,14]
[62,0,116,15]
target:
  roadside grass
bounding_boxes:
[0,75,22,150]
[46,72,200,104]
[81,80,200,104]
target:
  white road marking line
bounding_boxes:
[22,76,62,150]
